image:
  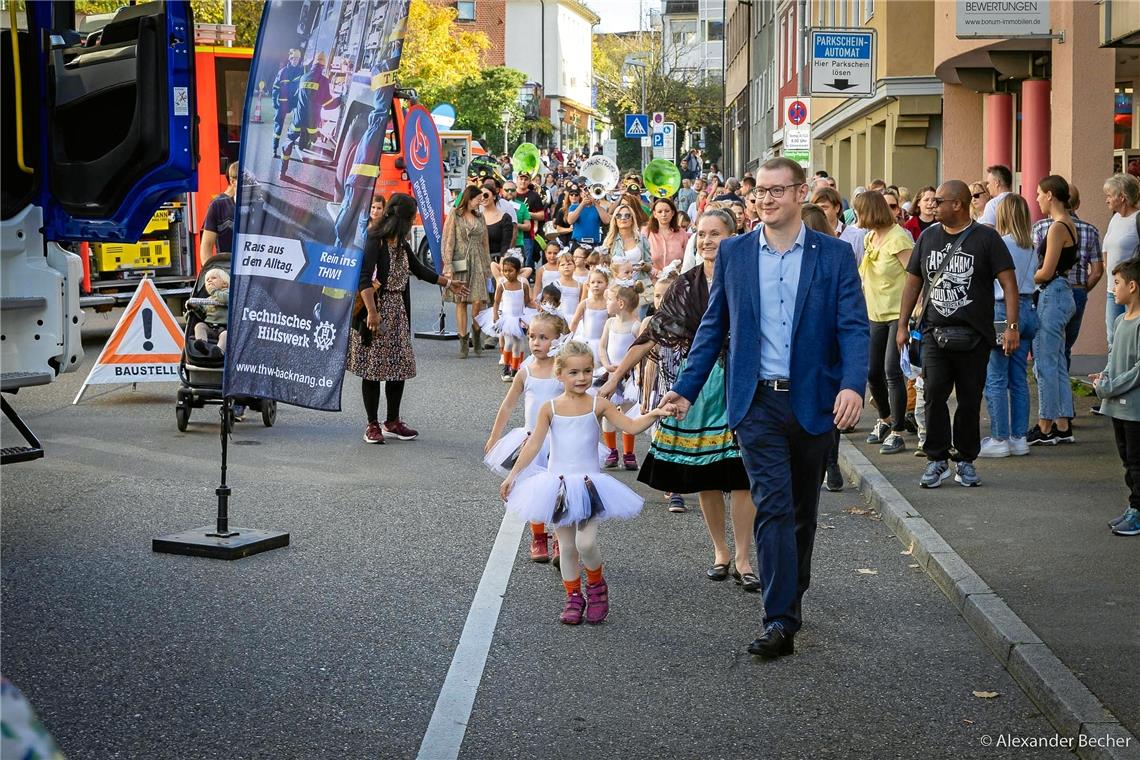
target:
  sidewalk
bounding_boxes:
[843,389,1138,744]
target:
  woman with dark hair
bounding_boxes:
[444,186,495,358]
[1028,175,1078,445]
[350,193,468,444]
[643,197,690,278]
[600,208,756,589]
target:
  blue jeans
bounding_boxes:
[1107,289,1126,345]
[1064,286,1087,370]
[733,386,833,634]
[1033,278,1076,421]
[985,297,1037,439]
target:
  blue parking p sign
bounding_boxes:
[624,114,649,138]
[652,132,665,148]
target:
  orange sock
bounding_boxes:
[622,433,636,453]
[603,431,617,449]
[585,565,604,586]
[512,353,524,370]
[563,578,582,596]
[531,522,546,536]
[502,350,512,365]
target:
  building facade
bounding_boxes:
[662,0,723,82]
[504,0,601,151]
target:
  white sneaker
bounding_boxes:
[1008,436,1030,456]
[978,437,1010,458]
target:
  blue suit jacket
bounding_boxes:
[673,226,869,436]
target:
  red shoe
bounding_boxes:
[529,531,550,562]
[622,452,638,470]
[604,448,619,468]
[585,579,609,624]
[560,592,585,625]
[362,422,385,444]
[551,537,561,569]
[382,419,419,440]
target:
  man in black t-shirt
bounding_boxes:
[200,161,239,266]
[896,180,1021,488]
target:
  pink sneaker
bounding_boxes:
[362,422,385,444]
[529,532,550,563]
[382,419,419,440]
[551,537,561,569]
[604,448,619,468]
[560,592,585,624]
[622,452,638,470]
[585,579,609,624]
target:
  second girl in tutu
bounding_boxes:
[500,340,675,625]
[476,255,535,382]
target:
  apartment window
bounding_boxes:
[706,20,723,42]
[456,1,475,21]
[864,0,873,22]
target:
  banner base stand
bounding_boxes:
[153,400,288,561]
[414,328,458,341]
[152,526,289,560]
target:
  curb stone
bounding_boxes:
[838,439,1140,760]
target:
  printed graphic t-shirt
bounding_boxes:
[906,222,1014,340]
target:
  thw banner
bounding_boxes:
[403,105,445,271]
[223,0,410,411]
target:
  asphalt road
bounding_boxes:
[1,283,1072,759]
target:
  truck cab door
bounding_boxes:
[38,0,198,243]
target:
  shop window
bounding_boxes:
[1115,85,1134,151]
[456,1,475,22]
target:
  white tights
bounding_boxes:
[194,323,227,351]
[553,520,601,582]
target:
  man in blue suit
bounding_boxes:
[663,157,869,659]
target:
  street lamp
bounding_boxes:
[501,107,511,155]
[557,106,566,153]
[622,56,649,168]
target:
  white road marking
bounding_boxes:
[416,511,524,760]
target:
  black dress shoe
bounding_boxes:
[731,567,762,592]
[748,626,794,658]
[706,562,730,581]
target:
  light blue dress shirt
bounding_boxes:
[758,223,806,380]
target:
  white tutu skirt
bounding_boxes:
[485,427,610,477]
[505,470,644,527]
[474,309,528,340]
[610,374,639,408]
[484,427,548,478]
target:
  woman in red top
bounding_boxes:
[903,185,938,240]
[643,197,691,278]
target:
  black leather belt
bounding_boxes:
[760,378,791,392]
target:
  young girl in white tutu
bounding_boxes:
[569,267,610,363]
[484,309,569,563]
[476,256,534,382]
[500,340,675,625]
[553,251,584,323]
[598,281,645,469]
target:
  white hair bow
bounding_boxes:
[548,335,571,358]
[539,303,562,317]
[612,277,637,289]
[657,259,682,282]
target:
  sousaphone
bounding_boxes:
[580,155,620,200]
[643,159,682,198]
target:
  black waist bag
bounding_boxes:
[932,325,981,351]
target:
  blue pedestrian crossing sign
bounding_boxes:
[624,113,649,138]
[652,132,665,148]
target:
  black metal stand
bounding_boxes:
[414,287,458,340]
[153,399,289,560]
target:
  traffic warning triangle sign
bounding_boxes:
[73,278,187,402]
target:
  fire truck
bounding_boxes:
[2,0,197,461]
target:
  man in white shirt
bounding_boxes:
[979,164,1012,226]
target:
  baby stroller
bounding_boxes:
[175,254,277,432]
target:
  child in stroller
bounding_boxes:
[187,268,229,358]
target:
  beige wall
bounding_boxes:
[815,97,940,197]
[940,83,984,181]
[880,1,934,78]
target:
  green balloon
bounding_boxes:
[643,159,681,198]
